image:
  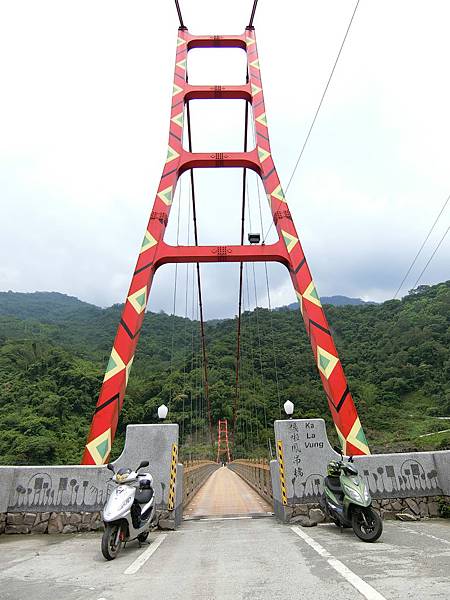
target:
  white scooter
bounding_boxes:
[102,460,156,560]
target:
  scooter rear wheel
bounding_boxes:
[351,507,382,542]
[137,531,149,543]
[102,523,123,560]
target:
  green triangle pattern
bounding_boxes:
[310,286,320,301]
[356,427,368,446]
[135,292,146,308]
[106,355,117,373]
[96,439,109,459]
[319,354,331,371]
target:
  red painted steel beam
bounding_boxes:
[178,150,260,174]
[154,240,289,268]
[81,25,370,466]
[184,84,252,102]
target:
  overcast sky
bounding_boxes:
[1,0,449,319]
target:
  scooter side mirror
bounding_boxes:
[106,463,115,472]
[333,445,343,456]
[137,460,149,470]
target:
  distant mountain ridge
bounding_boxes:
[0,291,375,321]
[279,295,376,311]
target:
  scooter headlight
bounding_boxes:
[344,486,363,502]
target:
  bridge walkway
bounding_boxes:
[185,465,272,518]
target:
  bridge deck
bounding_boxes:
[185,465,272,518]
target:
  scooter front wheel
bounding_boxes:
[351,507,382,542]
[102,523,124,560]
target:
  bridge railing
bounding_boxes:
[228,459,273,506]
[182,460,219,507]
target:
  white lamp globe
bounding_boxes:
[158,404,168,420]
[283,400,294,417]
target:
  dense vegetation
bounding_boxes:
[0,281,448,465]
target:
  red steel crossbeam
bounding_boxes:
[81,28,370,465]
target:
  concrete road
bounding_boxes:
[0,518,449,600]
[185,465,272,518]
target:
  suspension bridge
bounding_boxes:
[0,2,449,600]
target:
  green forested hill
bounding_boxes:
[0,282,449,465]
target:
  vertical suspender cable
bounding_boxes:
[232,96,250,444]
[186,97,214,447]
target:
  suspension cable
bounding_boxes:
[174,0,187,30]
[411,225,449,290]
[263,0,360,243]
[168,181,182,414]
[393,193,449,298]
[186,95,214,446]
[232,97,250,444]
[247,0,259,29]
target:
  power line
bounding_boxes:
[393,193,450,298]
[264,0,360,242]
[411,225,449,290]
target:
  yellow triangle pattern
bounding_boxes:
[255,112,267,127]
[125,356,134,385]
[250,59,260,69]
[177,37,186,47]
[347,417,371,455]
[128,286,147,315]
[295,290,303,315]
[140,230,157,254]
[157,185,174,206]
[172,83,183,97]
[257,146,271,163]
[171,112,184,128]
[176,58,187,70]
[281,230,298,253]
[103,347,126,383]
[317,346,339,380]
[246,36,255,46]
[270,184,286,203]
[85,428,112,466]
[251,83,262,97]
[303,281,322,308]
[335,424,346,454]
[166,146,180,163]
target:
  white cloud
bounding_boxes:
[0,0,448,318]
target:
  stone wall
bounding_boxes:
[228,460,273,505]
[271,418,450,524]
[0,424,183,535]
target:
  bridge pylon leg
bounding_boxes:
[82,27,369,465]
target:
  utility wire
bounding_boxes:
[393,193,450,298]
[263,0,360,242]
[411,225,449,290]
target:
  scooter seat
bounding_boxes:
[325,476,344,500]
[135,487,154,504]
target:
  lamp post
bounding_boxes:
[283,400,294,419]
[158,404,168,420]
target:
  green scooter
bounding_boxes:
[323,446,383,542]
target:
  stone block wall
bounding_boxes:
[270,418,450,524]
[0,424,181,535]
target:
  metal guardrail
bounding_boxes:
[228,459,273,506]
[182,460,219,507]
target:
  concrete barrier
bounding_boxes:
[228,460,273,506]
[271,418,450,523]
[0,424,182,534]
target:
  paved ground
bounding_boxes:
[184,465,272,518]
[0,517,449,600]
